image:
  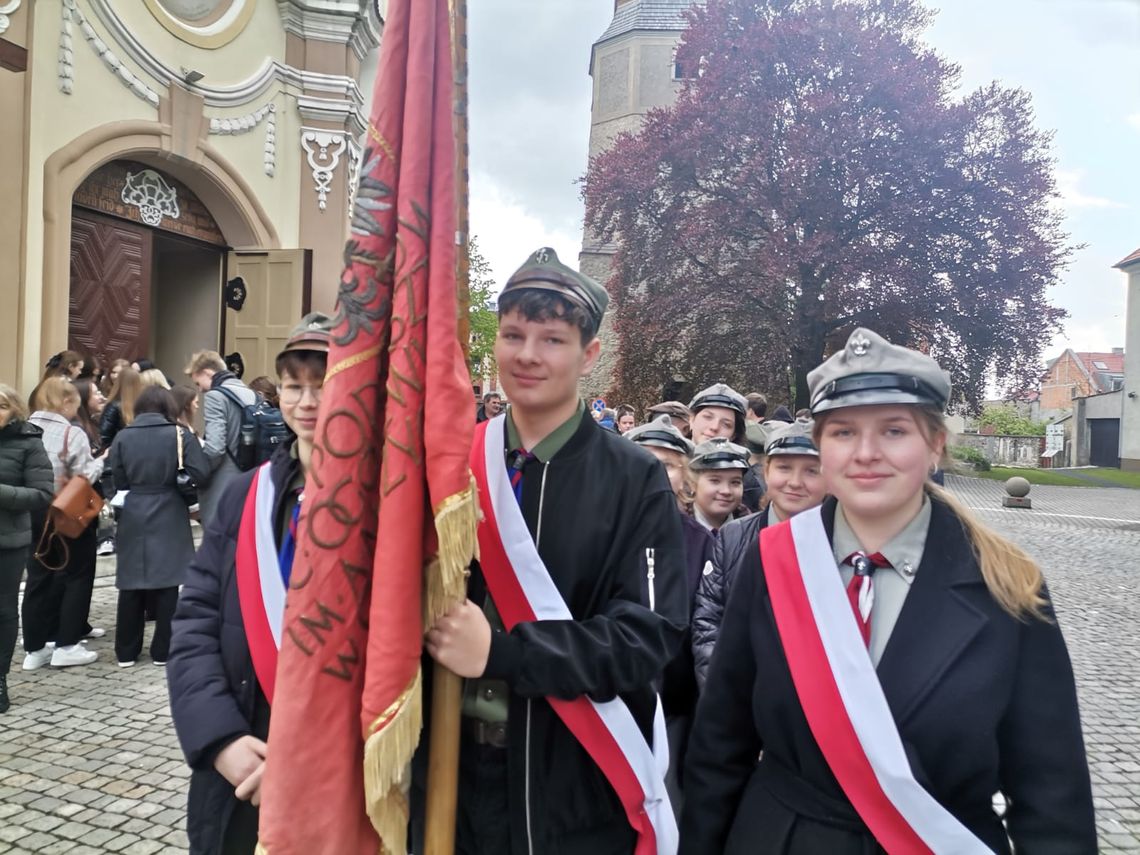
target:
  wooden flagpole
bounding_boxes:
[424,1,469,852]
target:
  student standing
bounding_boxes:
[110,386,210,667]
[418,247,687,855]
[168,314,332,855]
[681,328,1095,854]
[687,438,750,533]
[0,385,53,711]
[691,419,826,690]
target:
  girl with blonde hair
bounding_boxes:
[100,366,142,448]
[682,328,1094,854]
[23,377,106,670]
[0,384,54,710]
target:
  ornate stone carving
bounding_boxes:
[60,0,160,107]
[301,130,348,212]
[345,139,362,217]
[121,169,181,226]
[0,1,22,36]
[209,102,277,176]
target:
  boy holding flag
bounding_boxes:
[419,247,688,854]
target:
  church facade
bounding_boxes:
[0,0,382,391]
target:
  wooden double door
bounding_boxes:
[68,209,311,381]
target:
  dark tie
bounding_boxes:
[507,448,536,504]
[842,551,892,647]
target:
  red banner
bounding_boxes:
[257,0,476,851]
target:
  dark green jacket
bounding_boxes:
[0,420,55,549]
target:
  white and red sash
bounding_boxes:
[234,461,285,704]
[470,416,678,855]
[761,507,991,854]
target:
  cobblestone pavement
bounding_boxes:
[1,478,1139,853]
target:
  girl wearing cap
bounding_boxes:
[167,313,332,855]
[681,329,1094,854]
[687,437,751,533]
[691,419,827,690]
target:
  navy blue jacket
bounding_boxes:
[167,444,298,855]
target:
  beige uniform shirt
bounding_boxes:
[833,498,931,667]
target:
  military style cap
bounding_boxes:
[689,383,747,417]
[689,437,751,471]
[807,328,950,415]
[743,421,769,454]
[277,312,334,359]
[765,418,819,457]
[502,247,609,328]
[647,400,692,421]
[625,414,694,456]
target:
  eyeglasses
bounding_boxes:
[279,383,323,404]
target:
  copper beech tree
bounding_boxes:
[583,0,1071,410]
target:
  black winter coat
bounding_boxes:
[111,414,211,590]
[681,496,1096,854]
[99,400,126,450]
[413,411,688,855]
[0,420,54,549]
[691,507,770,690]
[167,444,298,855]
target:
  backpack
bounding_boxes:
[217,385,291,471]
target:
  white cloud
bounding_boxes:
[469,171,583,292]
[1055,169,1126,210]
[1049,317,1125,356]
[1127,113,1140,132]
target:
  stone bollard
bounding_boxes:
[1002,476,1032,509]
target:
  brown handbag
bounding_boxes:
[34,427,104,570]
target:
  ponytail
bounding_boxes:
[925,481,1047,621]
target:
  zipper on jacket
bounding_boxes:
[524,462,549,855]
[646,548,656,612]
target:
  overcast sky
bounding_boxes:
[466,0,1140,359]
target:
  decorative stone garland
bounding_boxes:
[59,0,160,108]
[0,1,22,37]
[209,102,278,177]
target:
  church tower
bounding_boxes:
[579,0,695,398]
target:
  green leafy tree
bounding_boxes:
[467,236,498,378]
[978,403,1047,436]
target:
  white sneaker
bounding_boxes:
[22,648,53,671]
[152,660,166,667]
[85,627,106,639]
[96,541,115,556]
[50,645,98,667]
[117,661,136,668]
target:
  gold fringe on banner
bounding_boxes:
[424,474,480,625]
[363,668,424,855]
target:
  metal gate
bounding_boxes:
[1089,418,1121,468]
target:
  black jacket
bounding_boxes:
[413,411,688,854]
[0,420,54,550]
[691,507,770,690]
[167,443,298,855]
[681,496,1096,854]
[111,415,211,590]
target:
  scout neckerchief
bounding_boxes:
[471,415,678,855]
[759,506,989,854]
[235,461,286,704]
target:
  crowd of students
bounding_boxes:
[1,245,1098,854]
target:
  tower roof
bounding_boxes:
[594,0,695,47]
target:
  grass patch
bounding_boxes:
[1075,468,1140,489]
[968,467,1091,487]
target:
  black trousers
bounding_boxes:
[22,508,97,650]
[0,546,28,676]
[412,740,511,855]
[114,586,178,663]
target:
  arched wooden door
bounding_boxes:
[68,210,153,367]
